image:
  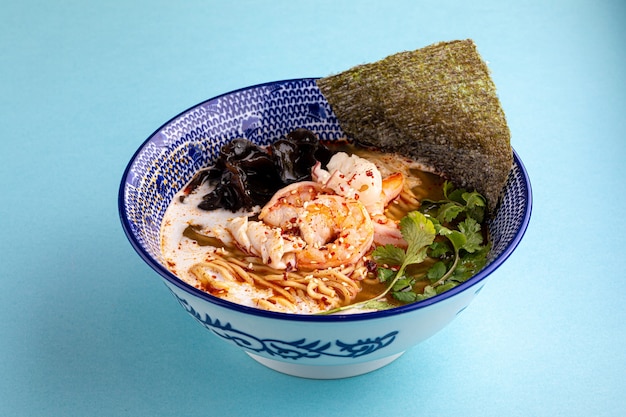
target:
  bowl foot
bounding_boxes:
[246,351,405,379]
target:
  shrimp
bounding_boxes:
[224,216,305,270]
[223,153,406,269]
[263,182,375,269]
[371,215,407,248]
[372,171,408,248]
[227,181,374,270]
[312,152,407,247]
[312,152,383,215]
[380,172,405,209]
[294,195,374,269]
[258,181,325,226]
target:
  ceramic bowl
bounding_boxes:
[119,78,532,379]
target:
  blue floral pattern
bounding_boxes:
[171,291,399,360]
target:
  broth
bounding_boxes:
[160,140,463,314]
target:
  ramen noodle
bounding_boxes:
[160,142,444,314]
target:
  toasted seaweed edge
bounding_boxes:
[317,39,513,213]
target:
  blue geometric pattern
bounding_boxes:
[486,156,531,264]
[121,79,344,263]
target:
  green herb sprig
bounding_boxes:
[319,181,490,314]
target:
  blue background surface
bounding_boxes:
[1,1,624,416]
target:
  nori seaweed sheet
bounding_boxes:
[317,39,512,213]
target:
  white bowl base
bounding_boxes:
[246,351,405,379]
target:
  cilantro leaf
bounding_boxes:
[451,244,491,282]
[442,181,455,199]
[435,282,457,294]
[462,191,486,209]
[357,300,395,311]
[447,188,466,205]
[437,202,465,223]
[323,210,436,314]
[372,244,406,266]
[415,285,437,301]
[401,211,436,259]
[429,241,452,258]
[393,291,418,303]
[377,267,396,283]
[392,277,415,292]
[318,182,491,315]
[458,217,483,253]
[427,261,447,282]
[446,230,467,252]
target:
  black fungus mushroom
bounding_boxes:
[190,129,332,212]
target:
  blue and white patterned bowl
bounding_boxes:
[119,78,532,379]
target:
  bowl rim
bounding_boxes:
[118,78,532,323]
